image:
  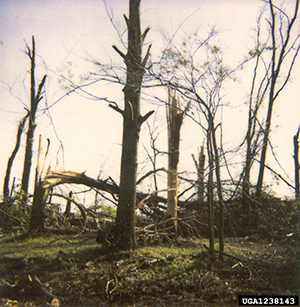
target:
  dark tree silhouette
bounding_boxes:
[109,0,153,250]
[21,36,46,195]
[3,112,29,198]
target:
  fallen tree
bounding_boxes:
[39,170,209,240]
[41,170,205,210]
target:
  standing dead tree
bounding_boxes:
[256,0,299,196]
[108,0,153,250]
[166,88,183,232]
[192,143,206,203]
[241,13,270,202]
[148,31,232,255]
[21,36,47,195]
[28,136,50,232]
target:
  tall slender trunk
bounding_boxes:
[256,0,299,196]
[209,113,224,257]
[256,76,276,197]
[242,55,259,202]
[207,135,214,254]
[193,92,224,255]
[21,36,46,195]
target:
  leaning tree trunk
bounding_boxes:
[111,0,153,250]
[3,113,28,199]
[242,96,255,202]
[256,0,299,196]
[21,36,46,195]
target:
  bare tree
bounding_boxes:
[241,13,270,202]
[21,36,47,195]
[109,0,153,250]
[256,0,299,196]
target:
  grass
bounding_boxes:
[0,232,298,306]
[0,232,99,259]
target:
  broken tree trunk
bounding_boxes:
[64,191,73,217]
[28,136,49,232]
[41,170,207,216]
[192,143,206,203]
[21,36,46,195]
[166,88,183,232]
[28,183,46,232]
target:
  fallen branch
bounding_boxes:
[202,244,268,284]
[0,274,59,305]
[45,236,92,247]
[0,207,28,226]
[49,192,87,223]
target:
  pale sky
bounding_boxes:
[1,0,299,203]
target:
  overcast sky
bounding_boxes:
[1,0,299,202]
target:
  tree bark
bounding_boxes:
[28,183,46,232]
[207,135,214,254]
[112,0,153,250]
[209,112,224,257]
[166,88,183,232]
[21,36,46,195]
[28,135,51,232]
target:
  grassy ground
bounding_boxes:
[0,232,299,306]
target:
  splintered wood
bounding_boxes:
[166,88,183,231]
